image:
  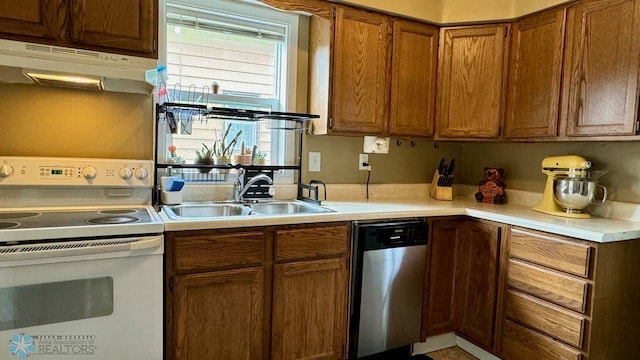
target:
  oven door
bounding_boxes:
[0,235,163,360]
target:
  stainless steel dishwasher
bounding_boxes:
[349,220,429,359]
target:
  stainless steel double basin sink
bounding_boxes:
[162,200,334,220]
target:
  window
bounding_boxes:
[162,0,302,182]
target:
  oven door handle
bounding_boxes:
[0,235,163,263]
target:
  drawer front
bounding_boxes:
[502,320,582,360]
[275,225,348,262]
[508,259,589,313]
[174,231,265,273]
[505,290,586,348]
[510,228,592,277]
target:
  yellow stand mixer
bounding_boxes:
[533,155,593,219]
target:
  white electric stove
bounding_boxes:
[0,157,163,360]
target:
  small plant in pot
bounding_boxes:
[194,143,215,173]
[212,124,242,173]
[234,141,252,166]
[253,150,267,165]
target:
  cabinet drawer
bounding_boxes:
[510,228,592,277]
[275,225,348,262]
[505,290,586,348]
[174,231,264,273]
[502,320,582,360]
[508,259,589,313]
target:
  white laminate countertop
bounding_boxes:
[159,195,640,243]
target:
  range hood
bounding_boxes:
[0,39,157,94]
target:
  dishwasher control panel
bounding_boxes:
[356,220,428,250]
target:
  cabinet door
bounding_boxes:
[389,19,438,137]
[331,6,391,135]
[563,0,640,136]
[69,0,157,56]
[453,220,502,351]
[423,219,459,337]
[272,258,347,360]
[436,25,509,138]
[505,8,566,138]
[173,268,264,360]
[0,0,65,39]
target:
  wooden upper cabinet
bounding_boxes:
[69,0,156,55]
[389,19,438,137]
[505,8,566,138]
[436,24,509,139]
[562,0,640,136]
[0,0,157,58]
[331,6,391,135]
[0,0,65,39]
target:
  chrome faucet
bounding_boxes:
[233,169,273,202]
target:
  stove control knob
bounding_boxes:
[134,167,149,180]
[0,164,14,177]
[81,166,98,180]
[119,167,133,179]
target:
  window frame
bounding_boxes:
[159,0,304,184]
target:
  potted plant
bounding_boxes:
[212,124,242,173]
[194,143,215,173]
[234,141,252,166]
[253,150,267,165]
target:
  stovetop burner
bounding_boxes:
[0,212,40,220]
[0,221,20,229]
[87,216,140,225]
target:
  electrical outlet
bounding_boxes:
[309,152,321,172]
[359,154,369,170]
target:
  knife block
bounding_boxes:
[430,170,452,201]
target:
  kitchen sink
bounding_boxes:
[162,200,333,220]
[163,203,251,219]
[249,201,333,215]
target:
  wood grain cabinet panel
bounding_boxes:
[389,19,438,137]
[453,220,502,351]
[69,0,156,55]
[504,7,565,138]
[331,5,391,134]
[436,24,509,139]
[505,290,585,348]
[174,231,265,273]
[174,268,264,360]
[509,228,592,278]
[562,0,640,136]
[0,0,157,57]
[275,225,348,262]
[0,0,65,39]
[502,320,582,360]
[507,259,588,313]
[272,258,347,360]
[423,219,459,337]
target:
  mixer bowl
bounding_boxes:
[553,177,606,213]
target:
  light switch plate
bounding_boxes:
[363,136,390,154]
[308,152,321,172]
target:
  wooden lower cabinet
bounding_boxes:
[424,218,506,354]
[173,268,264,360]
[272,258,347,360]
[500,227,640,359]
[166,223,350,360]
